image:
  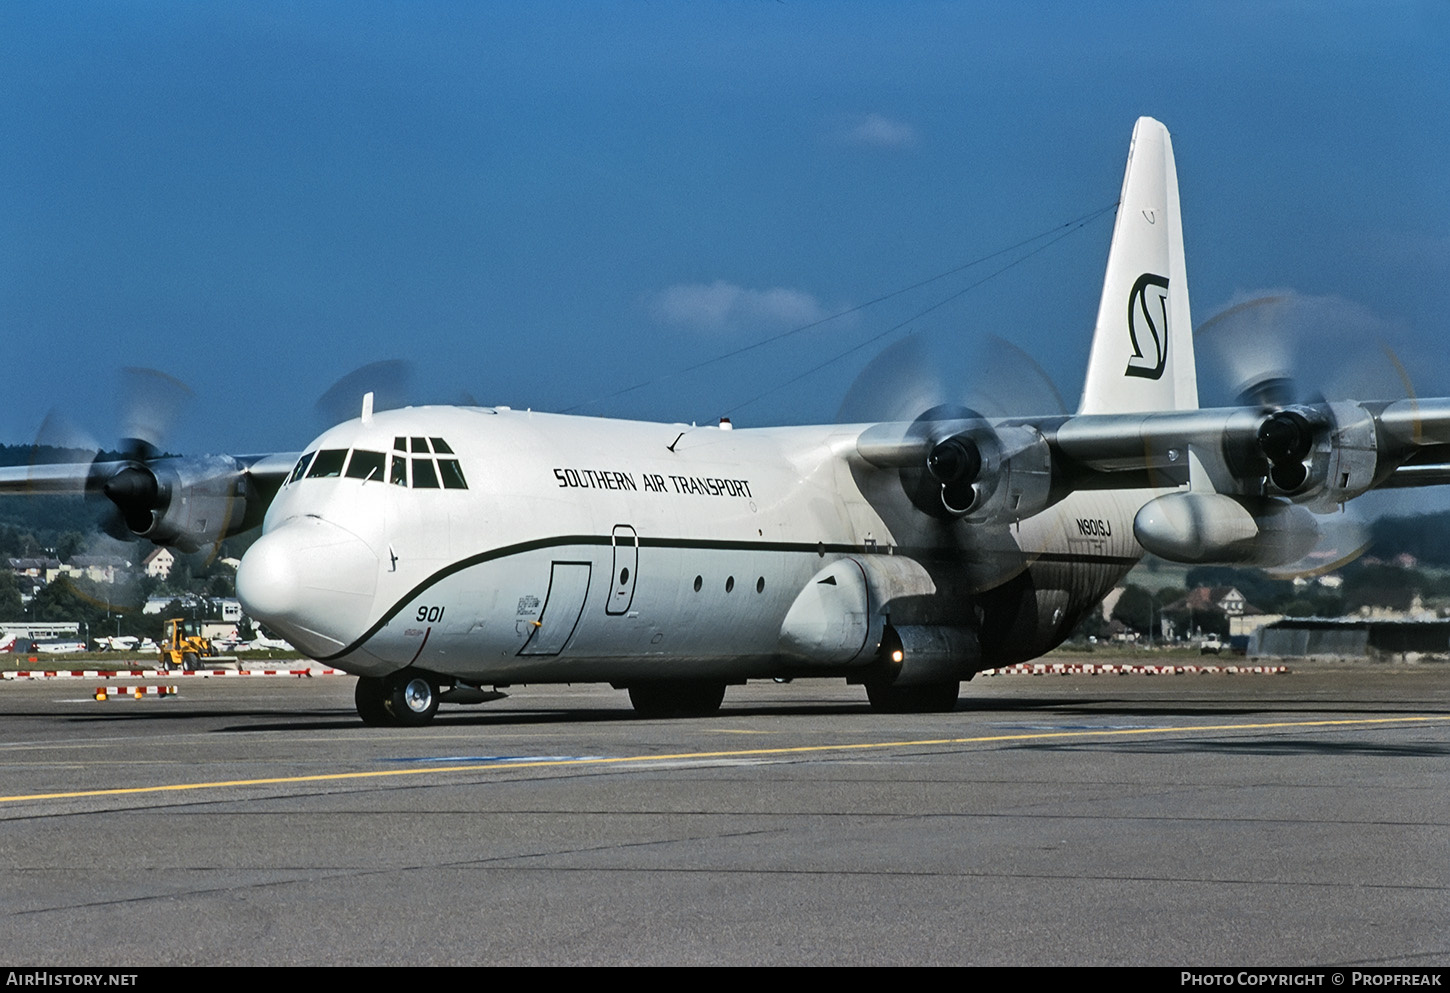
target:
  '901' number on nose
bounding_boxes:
[416,605,445,623]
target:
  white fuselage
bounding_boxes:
[235,405,1148,683]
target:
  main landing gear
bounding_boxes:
[355,671,440,727]
[626,680,727,718]
[863,679,960,714]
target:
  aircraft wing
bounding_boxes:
[0,461,97,495]
[0,450,301,551]
[853,396,1450,567]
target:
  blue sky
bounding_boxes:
[1,2,1446,456]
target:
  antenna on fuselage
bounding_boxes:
[361,391,375,426]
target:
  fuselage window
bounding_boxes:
[412,458,440,488]
[288,452,316,484]
[430,437,454,455]
[410,436,431,454]
[394,437,407,452]
[346,450,386,481]
[437,459,468,489]
[390,455,408,486]
[306,449,348,479]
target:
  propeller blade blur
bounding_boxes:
[314,360,415,430]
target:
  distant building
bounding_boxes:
[8,557,60,579]
[142,548,175,579]
[0,622,81,640]
[67,555,130,584]
[1351,593,1437,622]
[143,596,243,622]
[1164,585,1279,640]
[1191,586,1246,616]
[1252,617,1450,659]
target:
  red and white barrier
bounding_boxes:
[94,685,179,700]
[3,667,344,680]
[982,663,1289,676]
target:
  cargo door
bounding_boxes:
[519,561,592,656]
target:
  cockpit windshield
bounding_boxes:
[287,439,467,489]
[345,450,386,481]
[306,450,347,478]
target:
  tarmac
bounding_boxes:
[0,659,1445,966]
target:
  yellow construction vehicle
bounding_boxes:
[159,617,216,671]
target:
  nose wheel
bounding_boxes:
[354,672,441,726]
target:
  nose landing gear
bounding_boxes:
[354,671,440,726]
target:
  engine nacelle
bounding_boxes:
[909,424,1053,524]
[102,455,259,552]
[1133,491,1318,566]
[1252,403,1378,511]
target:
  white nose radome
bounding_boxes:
[237,516,380,658]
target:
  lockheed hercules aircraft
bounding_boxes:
[9,118,1450,726]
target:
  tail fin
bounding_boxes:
[1077,117,1199,415]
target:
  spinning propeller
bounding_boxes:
[841,333,1064,599]
[17,361,417,557]
[1194,292,1408,575]
[22,368,256,555]
[312,359,415,432]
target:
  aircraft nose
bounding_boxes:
[237,516,380,658]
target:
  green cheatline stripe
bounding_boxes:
[2,715,1442,803]
[323,531,1139,659]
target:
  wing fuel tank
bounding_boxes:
[1132,492,1318,566]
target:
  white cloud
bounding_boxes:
[648,280,829,334]
[843,113,917,148]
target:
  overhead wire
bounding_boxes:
[561,201,1118,416]
[724,206,1116,417]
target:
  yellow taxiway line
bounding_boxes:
[2,715,1444,804]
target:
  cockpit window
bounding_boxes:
[438,459,468,489]
[288,452,316,484]
[306,449,348,478]
[294,438,465,489]
[412,458,440,488]
[345,450,386,481]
